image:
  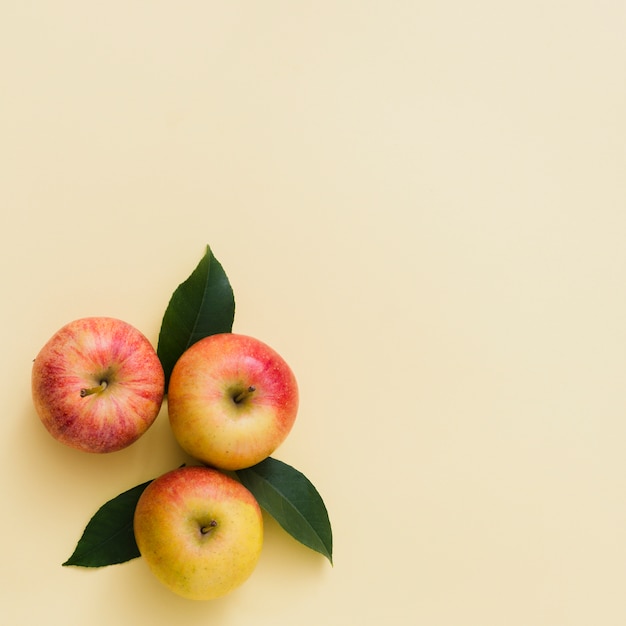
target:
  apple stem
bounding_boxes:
[233,386,256,404]
[201,520,218,535]
[80,381,108,397]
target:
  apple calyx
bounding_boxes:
[233,386,256,404]
[80,380,109,397]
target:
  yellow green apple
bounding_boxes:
[133,465,263,600]
[167,333,299,470]
[31,317,164,453]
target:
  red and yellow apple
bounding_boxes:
[167,333,299,470]
[133,465,263,600]
[31,317,164,453]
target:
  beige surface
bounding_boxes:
[2,2,626,624]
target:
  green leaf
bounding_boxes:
[62,479,152,568]
[237,457,333,564]
[157,244,235,390]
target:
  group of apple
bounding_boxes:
[31,316,299,600]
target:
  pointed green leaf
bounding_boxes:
[237,457,333,564]
[157,244,235,390]
[62,479,152,568]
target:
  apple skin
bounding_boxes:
[167,333,299,470]
[31,317,165,453]
[133,465,263,601]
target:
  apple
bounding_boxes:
[167,333,299,470]
[133,465,263,600]
[31,317,165,453]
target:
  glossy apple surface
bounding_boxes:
[31,317,164,453]
[134,465,263,600]
[167,333,299,470]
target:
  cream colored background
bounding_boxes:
[2,2,626,624]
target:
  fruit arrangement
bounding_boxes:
[31,244,332,601]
